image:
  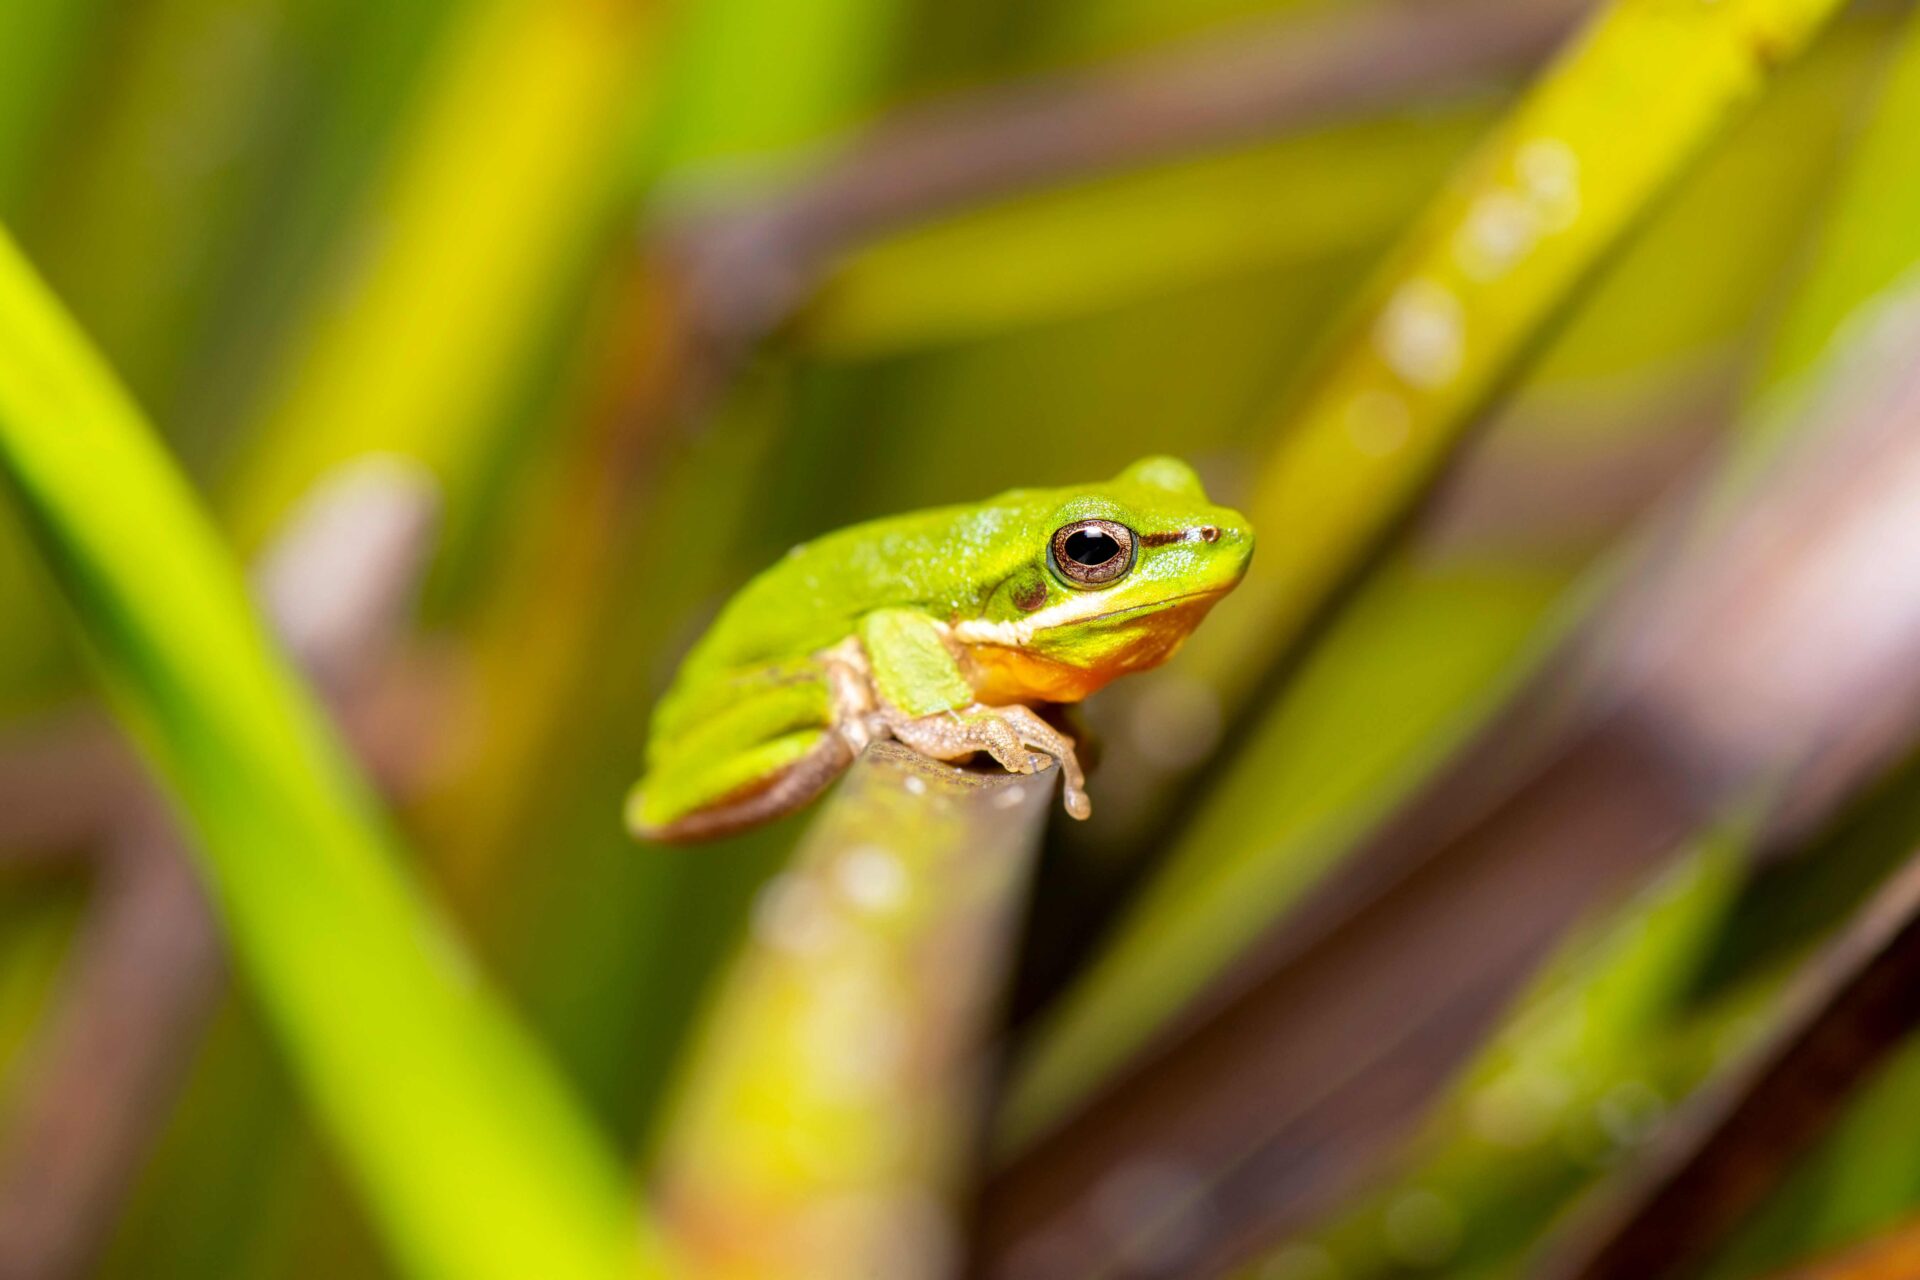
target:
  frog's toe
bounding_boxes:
[879,703,1091,818]
[993,703,1090,820]
[980,721,1036,776]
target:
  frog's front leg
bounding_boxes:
[855,609,1091,819]
[886,702,1091,821]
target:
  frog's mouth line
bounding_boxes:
[1065,586,1228,630]
[949,585,1229,650]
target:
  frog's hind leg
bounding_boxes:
[628,646,874,842]
[630,728,854,842]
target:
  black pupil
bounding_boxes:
[1065,529,1119,567]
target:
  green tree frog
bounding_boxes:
[627,457,1252,841]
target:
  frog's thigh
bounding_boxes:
[649,655,820,746]
[630,729,851,842]
[856,608,975,717]
[668,670,833,764]
[630,669,850,841]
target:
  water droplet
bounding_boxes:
[1516,138,1581,231]
[1377,280,1465,389]
[834,845,910,913]
[1455,190,1538,280]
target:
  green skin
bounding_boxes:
[627,457,1253,842]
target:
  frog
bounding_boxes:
[626,456,1253,842]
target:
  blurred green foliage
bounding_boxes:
[0,227,665,1280]
[1005,0,1875,1149]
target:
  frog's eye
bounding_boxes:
[1050,518,1135,588]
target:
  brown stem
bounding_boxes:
[664,0,1592,347]
[972,700,1714,1280]
[0,817,223,1280]
[656,744,1056,1280]
[0,714,136,864]
[1534,841,1920,1280]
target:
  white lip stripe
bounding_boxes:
[949,591,1114,648]
[950,584,1224,648]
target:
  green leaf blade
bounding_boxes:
[0,228,665,1280]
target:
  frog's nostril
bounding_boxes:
[1198,525,1220,543]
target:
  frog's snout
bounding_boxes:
[1213,517,1255,579]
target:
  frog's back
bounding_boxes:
[630,503,1011,841]
[662,503,1016,706]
